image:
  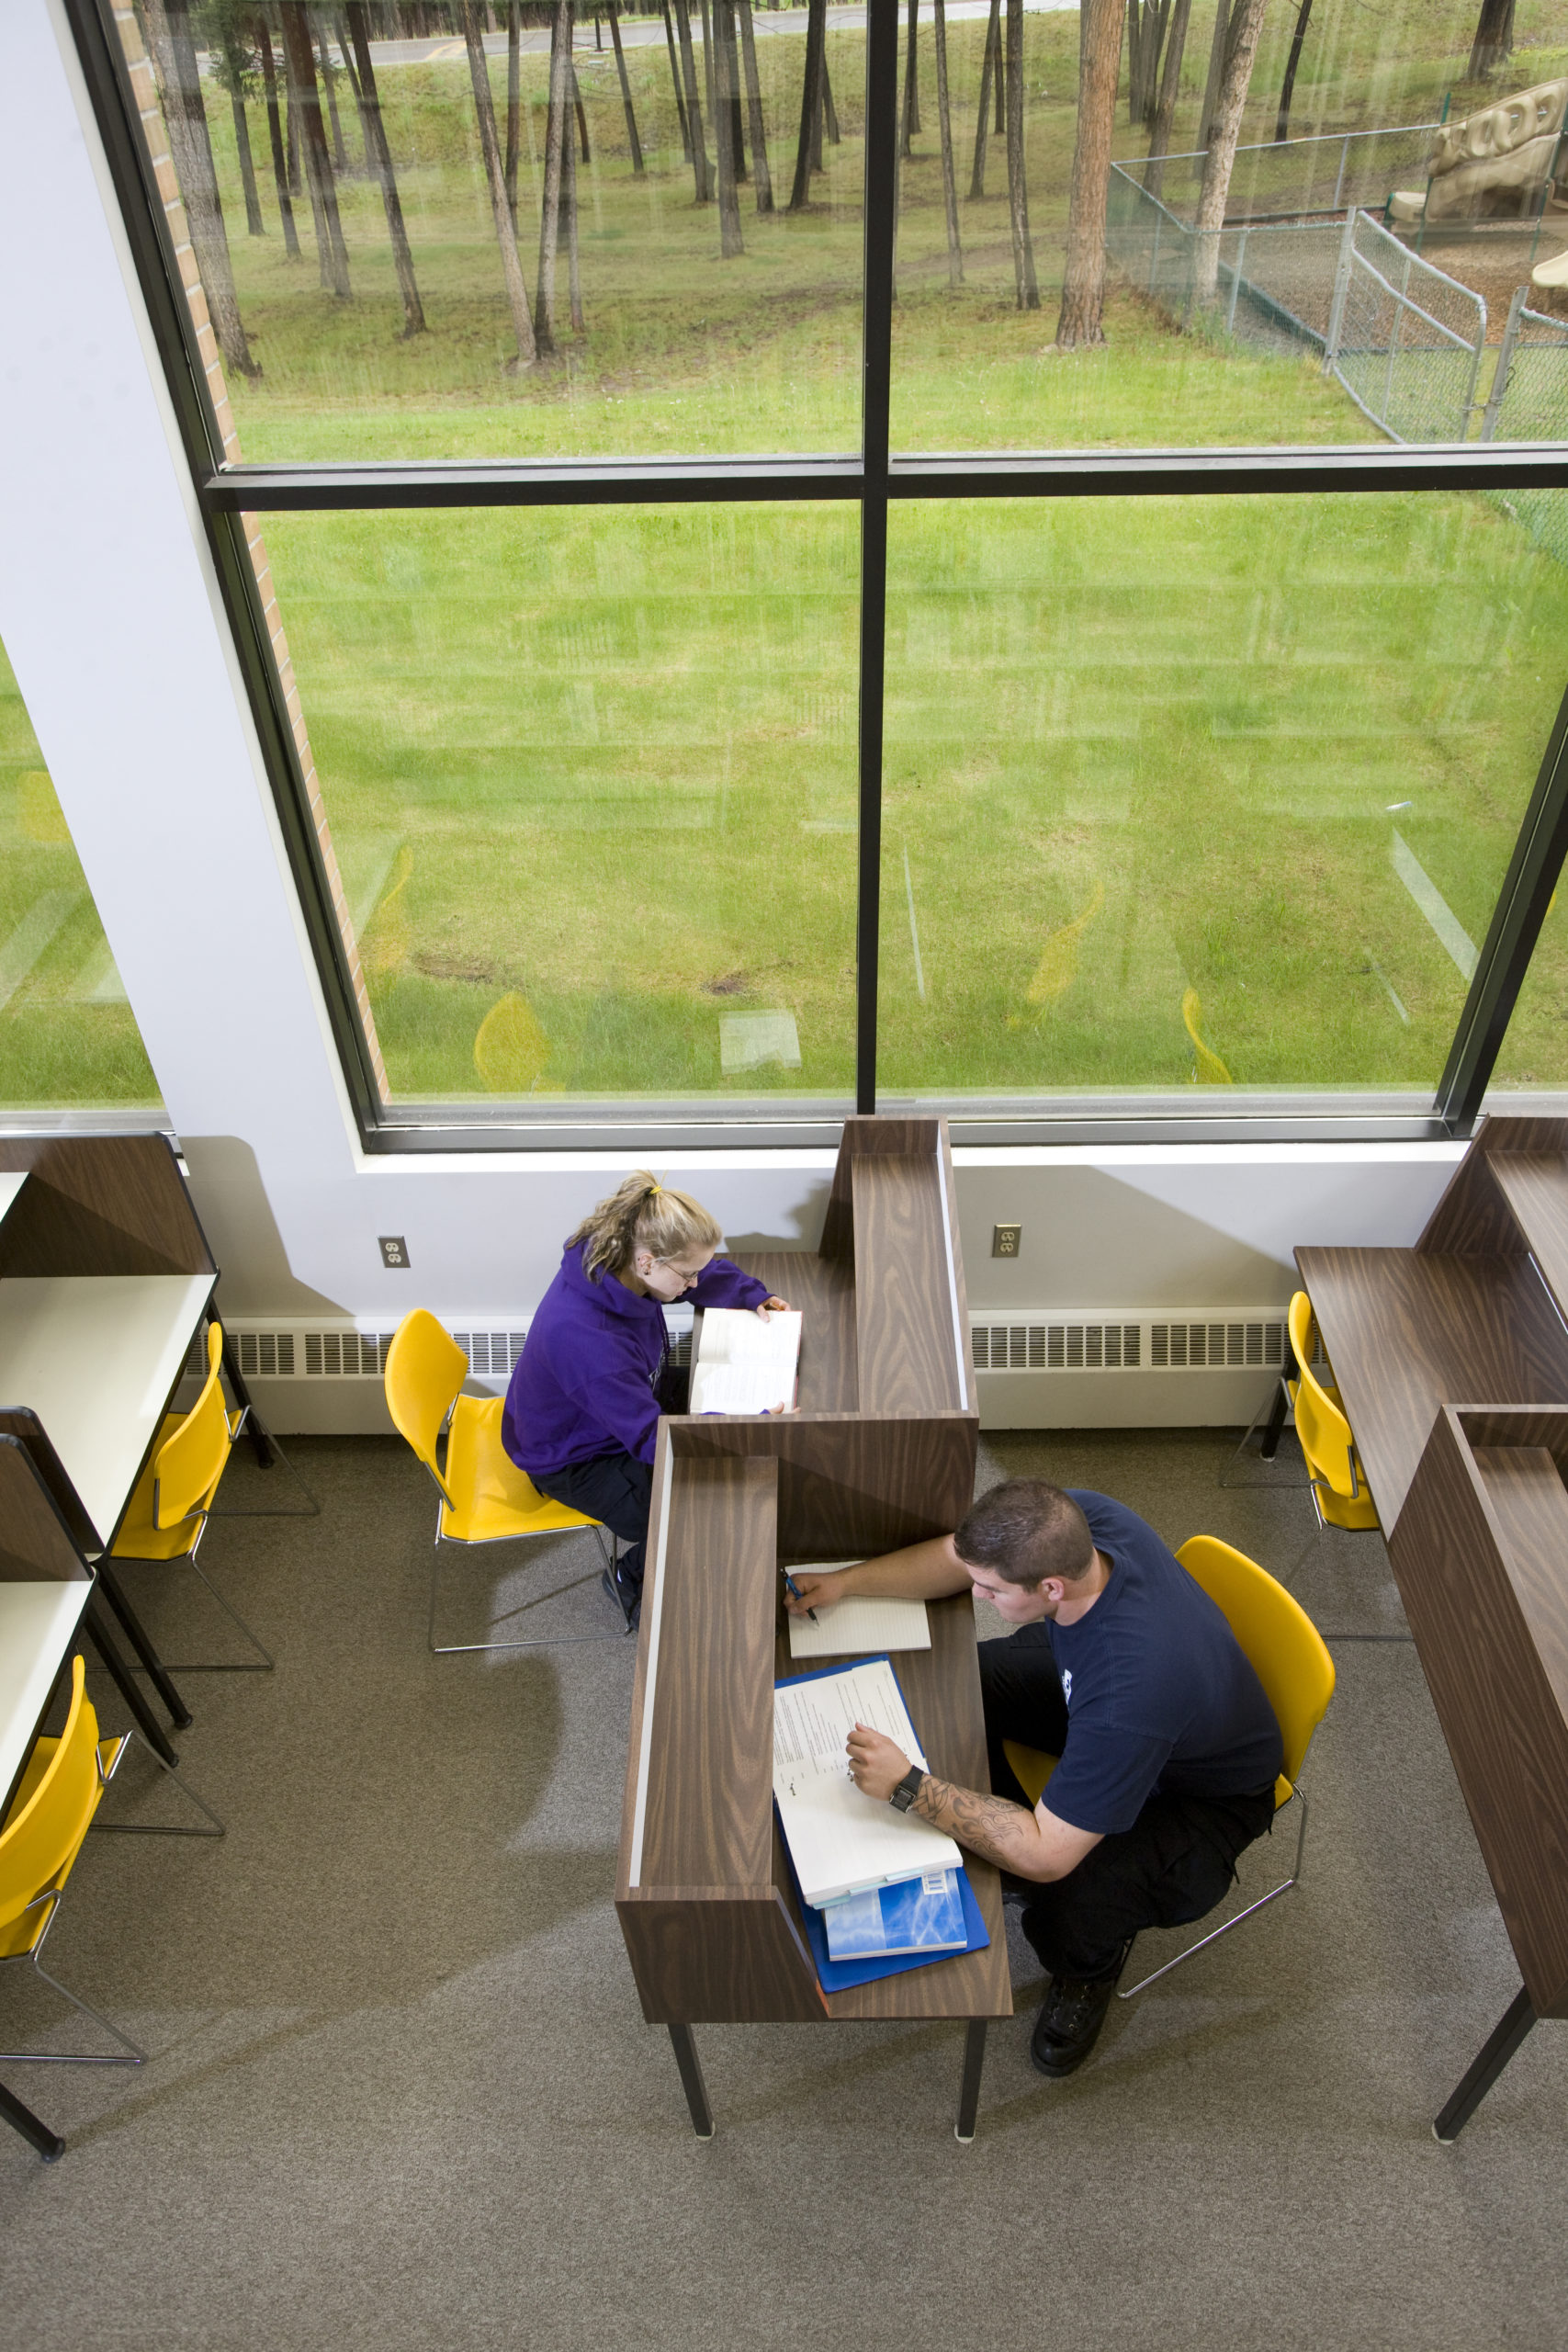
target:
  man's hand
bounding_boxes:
[757,1295,791,1317]
[846,1723,910,1803]
[782,1566,855,1614]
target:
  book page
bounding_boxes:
[773,1658,960,1906]
[690,1308,801,1416]
[786,1594,931,1660]
[688,1362,794,1417]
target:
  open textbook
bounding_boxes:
[773,1656,961,1908]
[688,1306,802,1418]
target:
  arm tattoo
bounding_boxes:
[911,1773,1039,1872]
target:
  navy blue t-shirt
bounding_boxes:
[1037,1492,1282,1837]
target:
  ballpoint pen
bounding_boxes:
[783,1571,818,1625]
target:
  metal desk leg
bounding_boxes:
[955,2019,987,2143]
[85,1600,180,1770]
[1258,1375,1292,1463]
[0,2079,64,2163]
[93,1561,192,1731]
[668,2024,715,2139]
[1434,1985,1537,2143]
[220,1327,276,1469]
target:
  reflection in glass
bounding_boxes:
[0,639,164,1112]
[264,503,858,1106]
[126,5,865,463]
[879,492,1568,1101]
[890,0,1568,452]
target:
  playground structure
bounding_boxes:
[1388,79,1568,229]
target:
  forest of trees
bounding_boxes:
[137,0,1537,390]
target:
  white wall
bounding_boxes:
[0,0,1470,1433]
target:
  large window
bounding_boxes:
[76,0,1568,1143]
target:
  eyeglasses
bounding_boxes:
[654,1258,709,1286]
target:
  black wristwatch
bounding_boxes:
[889,1767,925,1814]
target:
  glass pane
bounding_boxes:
[879,490,1568,1103]
[890,0,1568,452]
[0,637,164,1112]
[118,5,863,462]
[263,503,857,1108]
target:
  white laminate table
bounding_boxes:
[0,1274,214,1549]
[0,1578,92,1817]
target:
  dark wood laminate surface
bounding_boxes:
[638,1452,780,1891]
[1391,1411,1568,2017]
[669,1411,976,1560]
[853,1156,965,1415]
[1487,1155,1568,1326]
[818,1115,941,1262]
[771,1589,1011,2022]
[735,1249,857,1413]
[0,1136,213,1280]
[1417,1116,1568,1256]
[0,1437,91,1583]
[1295,1247,1568,1531]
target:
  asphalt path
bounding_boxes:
[202,2,1077,72]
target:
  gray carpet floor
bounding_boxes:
[2,1428,1564,2351]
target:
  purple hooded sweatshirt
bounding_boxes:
[502,1239,770,1477]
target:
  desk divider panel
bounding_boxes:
[1416,1115,1568,1258]
[0,1136,214,1281]
[0,1437,92,1584]
[1392,1405,1568,2018]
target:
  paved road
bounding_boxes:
[203,2,1077,72]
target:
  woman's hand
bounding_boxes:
[757,1295,791,1318]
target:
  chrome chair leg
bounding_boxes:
[427,1511,630,1654]
[158,1559,276,1672]
[1220,1376,1308,1490]
[0,1900,145,2065]
[1118,1788,1311,2001]
[90,1727,226,1839]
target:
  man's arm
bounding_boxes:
[845,1724,1101,1884]
[783,1533,972,1614]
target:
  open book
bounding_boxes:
[773,1656,961,1908]
[688,1306,802,1418]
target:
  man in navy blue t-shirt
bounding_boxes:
[784,1479,1282,2078]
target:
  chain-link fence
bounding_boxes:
[1480,288,1568,564]
[1108,175,1487,443]
[1121,121,1443,229]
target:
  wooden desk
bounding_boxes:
[1296,1116,1568,2136]
[0,1581,92,1823]
[617,1118,1000,2137]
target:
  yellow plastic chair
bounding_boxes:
[1003,1741,1057,1808]
[1286,1291,1381,1535]
[0,1657,143,2067]
[111,1323,273,1670]
[383,1310,623,1653]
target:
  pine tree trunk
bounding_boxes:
[317,21,350,172]
[462,0,536,362]
[933,0,962,284]
[713,0,744,252]
[723,0,747,178]
[281,14,326,259]
[1469,0,1516,80]
[1192,0,1266,306]
[821,52,840,141]
[1004,0,1038,308]
[1128,0,1169,127]
[506,0,524,221]
[662,0,693,161]
[346,0,426,332]
[1145,0,1190,197]
[699,0,716,127]
[286,55,302,193]
[564,65,585,330]
[674,0,713,199]
[282,1,352,296]
[738,0,773,210]
[535,0,573,346]
[1198,0,1232,149]
[256,17,302,257]
[572,62,591,162]
[1055,0,1123,347]
[143,0,263,372]
[1274,0,1311,140]
[970,0,999,198]
[901,0,919,156]
[333,11,372,172]
[608,1,646,174]
[232,95,265,232]
[789,0,825,207]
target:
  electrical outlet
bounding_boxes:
[378,1236,410,1270]
[992,1223,1021,1259]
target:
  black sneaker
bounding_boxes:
[601,1565,640,1633]
[1030,1971,1121,2078]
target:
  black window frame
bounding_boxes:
[67,0,1568,1153]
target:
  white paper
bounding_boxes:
[773,1657,961,1907]
[689,1307,801,1417]
[787,1594,931,1660]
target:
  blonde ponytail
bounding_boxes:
[569,1170,723,1283]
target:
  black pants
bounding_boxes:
[531,1365,688,1603]
[979,1626,1277,1984]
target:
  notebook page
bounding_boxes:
[787,1595,931,1659]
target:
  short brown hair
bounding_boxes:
[954,1480,1095,1588]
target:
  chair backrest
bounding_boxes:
[1176,1535,1337,1793]
[384,1311,468,1501]
[153,1321,233,1530]
[0,1657,101,1932]
[1287,1290,1360,1498]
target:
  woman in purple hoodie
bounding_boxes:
[502,1171,789,1627]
